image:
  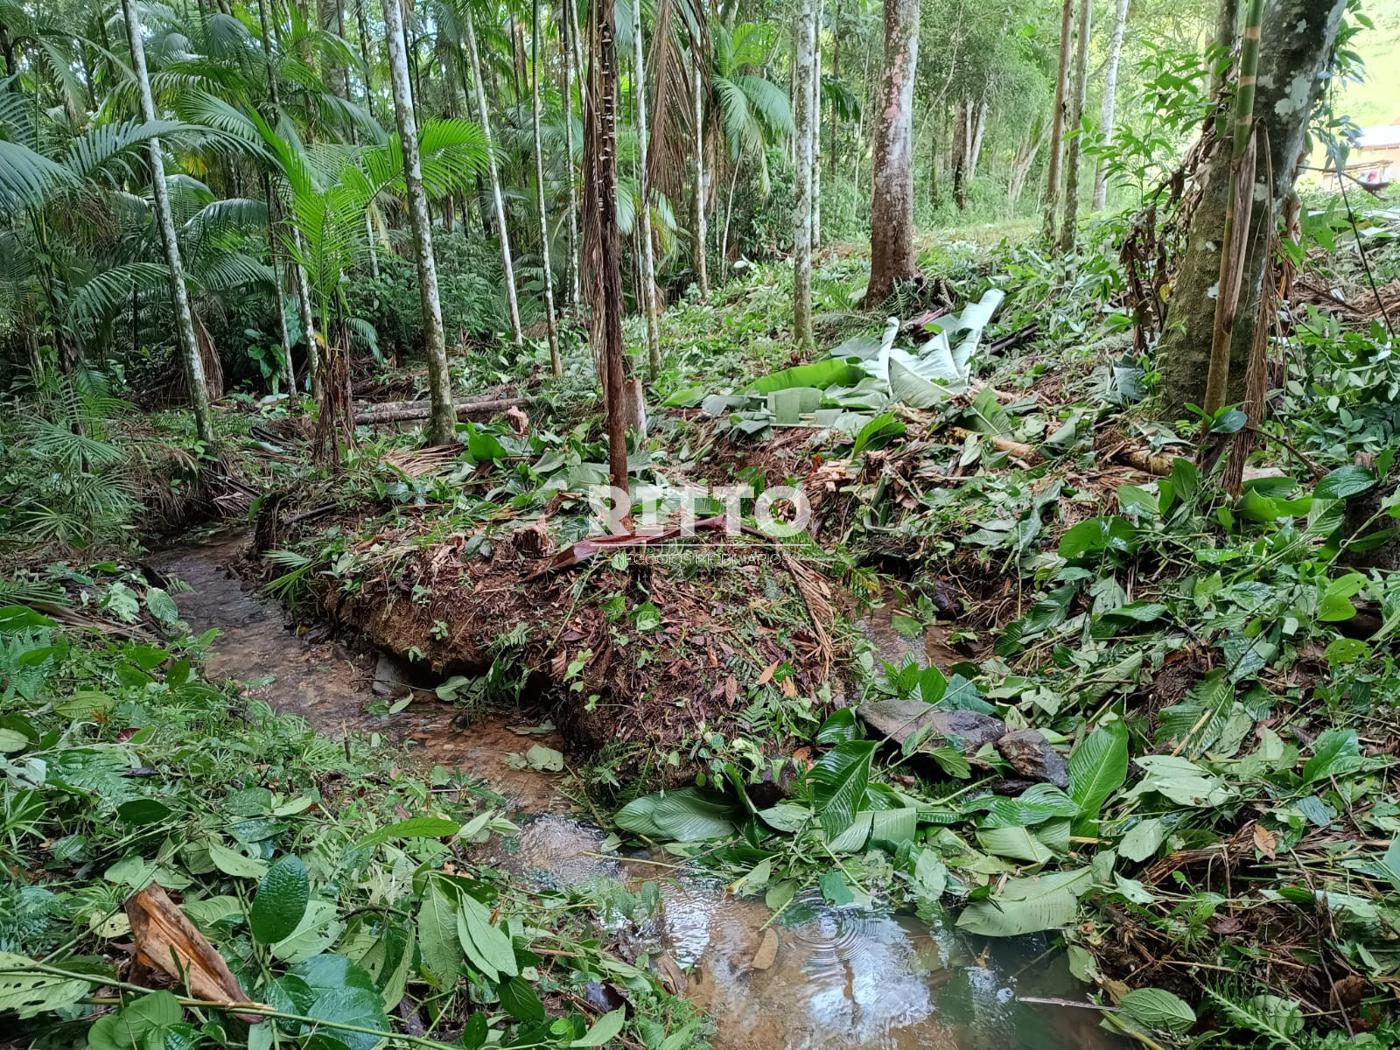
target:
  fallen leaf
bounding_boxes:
[749,928,779,971]
[724,676,738,706]
[1252,823,1277,860]
[755,660,781,686]
[781,677,798,698]
[126,885,255,1014]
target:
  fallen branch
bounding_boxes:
[353,397,527,425]
[1115,447,1174,476]
[949,427,1042,464]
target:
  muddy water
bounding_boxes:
[154,530,1123,1050]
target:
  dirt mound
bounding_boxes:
[298,513,844,785]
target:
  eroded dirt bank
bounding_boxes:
[152,529,1123,1050]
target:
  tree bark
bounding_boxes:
[1093,0,1130,210]
[1041,0,1073,247]
[631,0,661,377]
[563,0,581,306]
[792,0,816,344]
[692,54,710,298]
[121,0,215,447]
[865,0,921,305]
[583,0,629,494]
[532,0,562,376]
[1057,0,1092,254]
[811,0,822,248]
[1157,0,1347,416]
[465,6,525,346]
[382,0,455,445]
[951,100,968,210]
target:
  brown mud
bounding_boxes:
[153,529,1124,1050]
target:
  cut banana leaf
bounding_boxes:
[767,386,823,424]
[746,358,866,394]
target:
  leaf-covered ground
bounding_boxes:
[5,213,1400,1048]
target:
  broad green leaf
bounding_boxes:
[416,885,462,989]
[1127,755,1233,808]
[615,788,738,841]
[571,1007,626,1047]
[1068,721,1128,821]
[746,358,865,393]
[456,894,518,981]
[208,841,268,879]
[808,740,876,837]
[355,814,460,849]
[1301,728,1364,783]
[498,976,546,1023]
[270,900,341,963]
[955,868,1093,936]
[1315,464,1375,500]
[1119,988,1196,1034]
[977,825,1055,863]
[250,855,310,944]
[1119,818,1165,863]
[0,953,95,1018]
[89,991,182,1050]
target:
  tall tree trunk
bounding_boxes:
[1008,117,1046,208]
[1157,0,1346,416]
[256,0,319,401]
[1057,0,1092,255]
[1093,0,1130,210]
[792,0,815,344]
[382,0,455,445]
[563,0,581,306]
[864,0,921,305]
[465,6,525,346]
[692,54,709,298]
[263,172,296,392]
[951,99,968,210]
[1041,0,1073,247]
[966,94,988,179]
[583,0,628,493]
[811,0,822,248]
[121,0,214,447]
[532,0,562,376]
[317,0,349,99]
[1210,0,1241,93]
[631,0,660,377]
[355,0,377,117]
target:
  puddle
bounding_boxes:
[154,530,1123,1050]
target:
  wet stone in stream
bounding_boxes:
[155,531,1123,1050]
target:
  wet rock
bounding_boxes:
[372,652,413,698]
[994,729,1069,789]
[856,699,1005,754]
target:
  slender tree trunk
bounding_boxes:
[121,0,214,446]
[256,0,319,401]
[811,0,822,248]
[1041,0,1073,247]
[532,0,562,376]
[865,0,921,305]
[1093,0,1130,210]
[1008,117,1046,207]
[792,0,815,344]
[1157,0,1346,416]
[563,0,581,306]
[569,0,587,113]
[951,100,968,209]
[584,0,628,493]
[263,172,296,392]
[355,0,377,117]
[382,0,455,445]
[692,55,710,297]
[465,6,525,346]
[631,0,661,377]
[1210,0,1241,93]
[721,157,739,284]
[1057,0,1092,254]
[967,94,988,179]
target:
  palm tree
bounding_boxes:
[707,20,792,283]
[632,0,661,377]
[531,0,562,375]
[382,0,457,445]
[792,0,815,345]
[121,0,214,447]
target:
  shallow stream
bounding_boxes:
[154,530,1123,1050]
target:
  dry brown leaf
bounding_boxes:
[723,676,738,706]
[1252,823,1277,860]
[781,677,798,698]
[126,885,255,1012]
[749,928,779,971]
[755,659,781,686]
